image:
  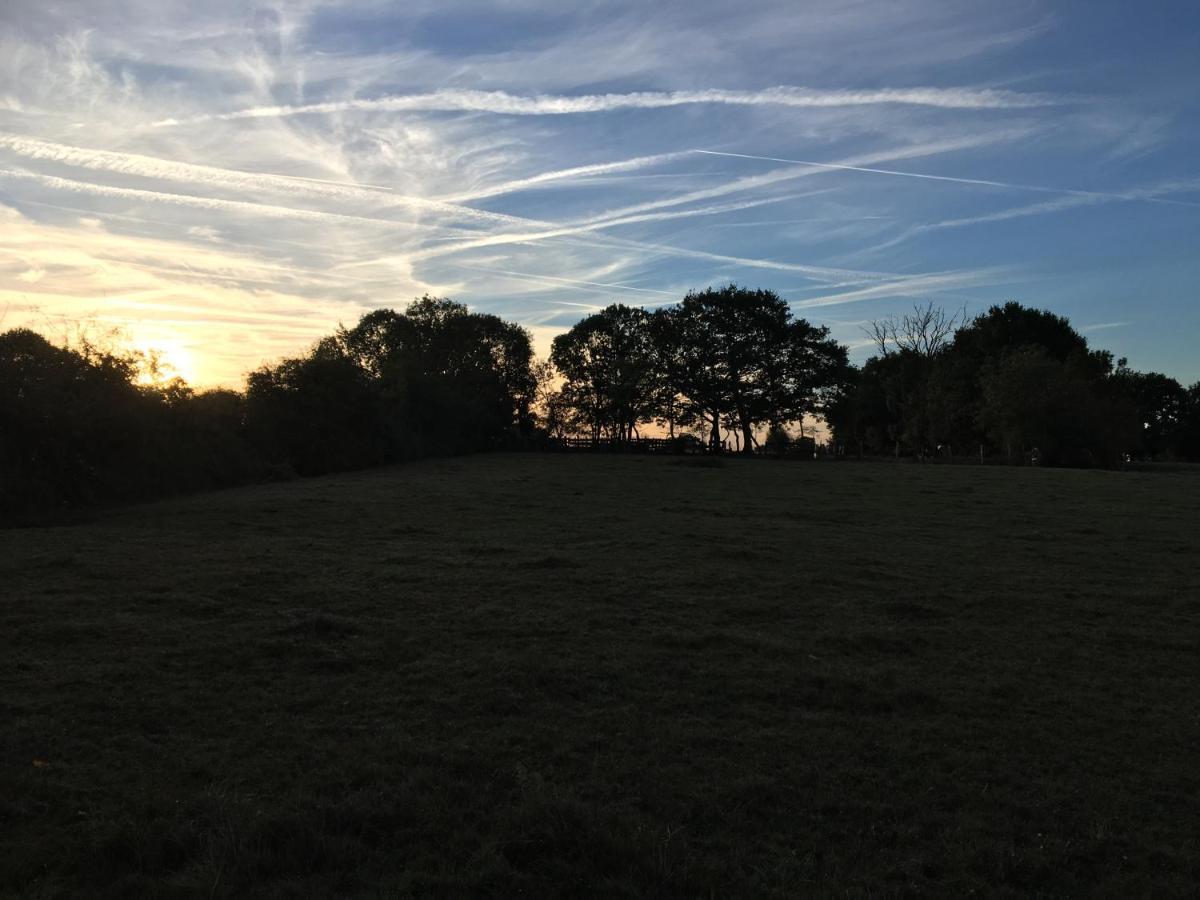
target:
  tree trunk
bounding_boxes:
[734,402,754,456]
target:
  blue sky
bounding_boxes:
[1,0,1197,386]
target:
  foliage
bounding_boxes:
[0,328,262,518]
[248,296,535,474]
[651,285,849,455]
[977,347,1137,466]
[5,289,1198,521]
[549,304,660,441]
[1,297,536,520]
[827,300,1194,465]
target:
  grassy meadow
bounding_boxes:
[2,454,1198,895]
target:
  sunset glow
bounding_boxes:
[2,2,1198,387]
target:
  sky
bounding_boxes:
[1,0,1198,387]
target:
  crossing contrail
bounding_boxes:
[692,149,1200,208]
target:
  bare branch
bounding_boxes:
[861,317,896,356]
[891,302,968,356]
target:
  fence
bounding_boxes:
[548,436,706,454]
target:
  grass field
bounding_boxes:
[3,454,1198,896]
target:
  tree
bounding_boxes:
[0,327,260,518]
[653,285,847,455]
[863,301,966,358]
[857,303,967,458]
[952,301,1107,374]
[246,297,536,470]
[977,347,1137,466]
[550,304,659,442]
[1109,365,1187,458]
[246,347,382,475]
[1175,383,1200,461]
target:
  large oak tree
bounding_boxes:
[653,285,848,454]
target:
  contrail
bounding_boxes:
[0,168,465,231]
[442,152,691,203]
[385,192,845,271]
[854,176,1200,256]
[448,264,678,298]
[3,162,871,288]
[692,149,1200,208]
[152,85,1061,127]
[397,135,1014,266]
[0,133,532,229]
[568,135,1005,231]
[793,268,1010,309]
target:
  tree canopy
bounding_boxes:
[827,301,1196,467]
[632,286,848,454]
[550,304,660,442]
[4,289,1198,521]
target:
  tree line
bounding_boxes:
[2,286,1198,521]
[0,297,535,520]
[545,285,847,453]
[827,301,1200,467]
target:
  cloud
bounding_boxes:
[856,175,1200,255]
[692,150,1200,208]
[388,134,1016,271]
[442,151,691,202]
[2,1,1195,385]
[447,263,680,302]
[0,204,449,385]
[0,167,452,232]
[153,85,1062,127]
[793,268,1010,308]
[0,133,533,228]
[4,139,918,292]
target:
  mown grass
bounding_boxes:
[2,454,1198,896]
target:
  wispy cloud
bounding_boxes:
[0,168,460,233]
[442,152,692,202]
[2,0,1196,385]
[153,85,1063,127]
[0,133,532,228]
[448,263,676,303]
[394,134,1018,268]
[857,176,1200,255]
[793,268,1010,308]
[692,150,1200,208]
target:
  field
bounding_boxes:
[2,454,1198,895]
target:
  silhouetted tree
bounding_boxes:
[5,287,1191,521]
[830,300,1160,466]
[550,304,658,442]
[246,297,536,472]
[1176,383,1200,461]
[864,301,966,358]
[0,328,261,518]
[246,346,382,476]
[977,346,1137,466]
[1109,364,1188,458]
[653,285,847,455]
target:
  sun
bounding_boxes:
[134,334,200,386]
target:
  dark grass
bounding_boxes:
[2,454,1198,896]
